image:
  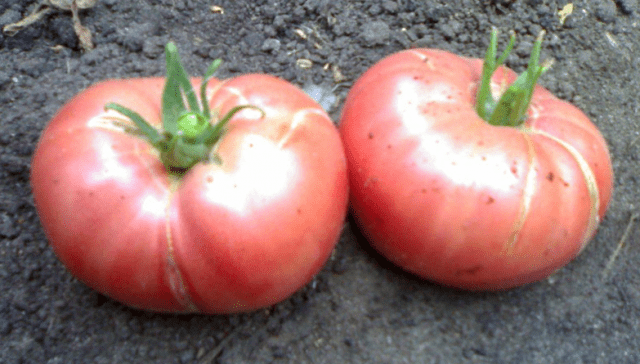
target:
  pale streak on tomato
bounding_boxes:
[340,48,613,290]
[163,185,199,312]
[278,108,331,148]
[87,108,137,133]
[520,127,600,252]
[504,132,537,256]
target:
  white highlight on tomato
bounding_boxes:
[411,133,521,192]
[139,193,168,218]
[203,134,299,215]
[87,135,135,186]
[395,78,455,136]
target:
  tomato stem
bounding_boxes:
[475,29,550,127]
[195,105,264,145]
[104,102,164,146]
[104,42,264,174]
[201,59,222,120]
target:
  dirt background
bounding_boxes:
[1,0,640,363]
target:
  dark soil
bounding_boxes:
[1,0,640,363]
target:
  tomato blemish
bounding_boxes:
[546,172,554,182]
[455,265,483,276]
[363,177,378,188]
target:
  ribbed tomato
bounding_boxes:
[31,44,348,313]
[339,33,613,290]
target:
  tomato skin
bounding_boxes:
[339,49,613,290]
[31,75,348,313]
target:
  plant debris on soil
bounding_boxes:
[1,1,640,363]
[3,0,95,51]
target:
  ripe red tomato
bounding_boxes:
[339,38,613,290]
[31,73,348,313]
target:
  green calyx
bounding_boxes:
[475,29,551,127]
[177,112,209,139]
[105,42,263,174]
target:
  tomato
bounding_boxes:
[30,44,348,313]
[339,31,613,290]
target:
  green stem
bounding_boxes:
[104,102,163,146]
[201,59,222,120]
[104,42,264,174]
[475,29,549,127]
[476,29,515,121]
[196,105,265,145]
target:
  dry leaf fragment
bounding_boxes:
[2,0,95,51]
[210,5,224,14]
[296,59,313,69]
[3,3,52,36]
[294,29,307,40]
[558,3,574,25]
[331,64,346,83]
[50,44,67,52]
[70,0,93,51]
[50,0,97,10]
